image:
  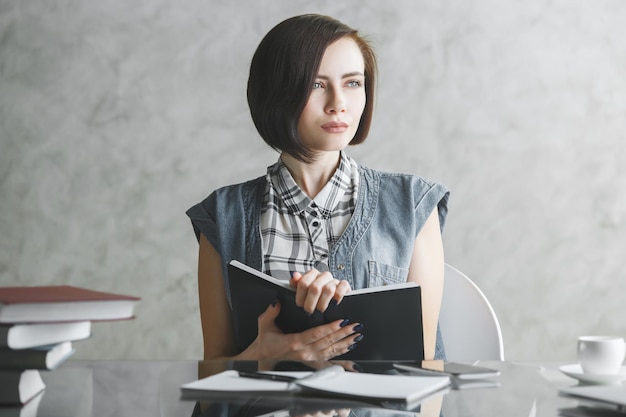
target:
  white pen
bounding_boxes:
[297,364,345,382]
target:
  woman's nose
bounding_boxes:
[325,91,347,114]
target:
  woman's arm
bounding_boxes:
[407,208,445,361]
[197,233,362,361]
[197,233,238,360]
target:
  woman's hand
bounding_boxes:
[290,269,351,314]
[244,300,363,361]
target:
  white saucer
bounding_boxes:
[559,364,626,385]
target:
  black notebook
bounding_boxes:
[227,260,424,360]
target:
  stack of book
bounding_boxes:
[0,285,139,409]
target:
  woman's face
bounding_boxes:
[297,37,366,155]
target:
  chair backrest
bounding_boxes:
[439,263,504,361]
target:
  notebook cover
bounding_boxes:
[227,260,424,361]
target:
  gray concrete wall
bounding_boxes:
[1,0,625,361]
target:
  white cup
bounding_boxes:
[577,336,626,375]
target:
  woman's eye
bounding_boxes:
[347,80,363,88]
[313,81,323,89]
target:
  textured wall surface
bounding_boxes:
[1,0,625,361]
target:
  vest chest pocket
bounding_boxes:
[368,260,409,287]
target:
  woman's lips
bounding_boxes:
[321,121,349,133]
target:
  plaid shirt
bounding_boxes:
[260,152,359,280]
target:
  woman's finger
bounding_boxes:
[313,278,341,313]
[257,299,282,333]
[332,279,351,304]
[295,270,334,312]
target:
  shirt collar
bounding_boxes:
[267,152,357,217]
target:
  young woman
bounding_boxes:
[187,14,449,362]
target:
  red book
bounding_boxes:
[0,285,140,323]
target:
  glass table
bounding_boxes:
[24,359,599,417]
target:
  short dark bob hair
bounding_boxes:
[247,14,377,162]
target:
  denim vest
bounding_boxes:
[187,165,450,359]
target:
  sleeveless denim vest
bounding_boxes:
[187,165,450,359]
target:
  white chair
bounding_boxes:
[439,263,504,361]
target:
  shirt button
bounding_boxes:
[312,221,320,227]
[337,264,345,270]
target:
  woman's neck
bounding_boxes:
[280,151,341,199]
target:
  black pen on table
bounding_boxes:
[238,364,344,383]
[237,371,297,382]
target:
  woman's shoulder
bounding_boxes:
[359,165,448,195]
[358,166,450,230]
[188,175,266,215]
[209,175,266,201]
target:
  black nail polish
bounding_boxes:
[352,363,364,373]
[354,334,364,342]
[339,318,350,327]
[329,299,338,307]
[348,343,358,351]
[271,299,278,307]
[353,323,364,332]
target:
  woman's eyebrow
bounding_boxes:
[316,71,365,80]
